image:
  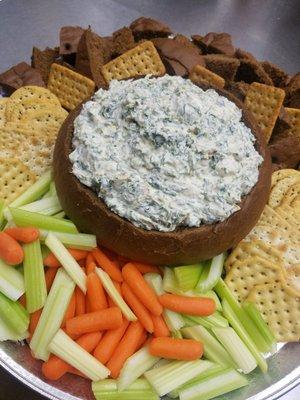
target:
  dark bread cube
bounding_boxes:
[0,62,45,88]
[173,34,200,52]
[235,48,257,62]
[225,81,250,102]
[31,46,60,84]
[112,27,135,56]
[59,26,84,55]
[261,61,289,88]
[192,33,235,56]
[162,56,188,77]
[269,135,300,170]
[235,58,273,85]
[284,73,300,108]
[130,17,172,40]
[203,54,240,81]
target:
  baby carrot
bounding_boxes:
[86,296,92,313]
[149,337,203,361]
[133,262,162,275]
[135,330,148,351]
[29,309,42,338]
[19,294,26,307]
[45,268,57,293]
[92,248,123,282]
[4,227,40,243]
[86,253,96,275]
[0,231,24,265]
[75,286,86,316]
[66,307,123,336]
[61,292,76,328]
[44,249,88,268]
[42,331,102,380]
[87,272,107,311]
[121,282,154,333]
[159,294,216,316]
[122,263,163,316]
[152,314,170,338]
[117,255,130,268]
[106,321,144,378]
[93,318,129,364]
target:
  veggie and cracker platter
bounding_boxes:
[0,16,299,400]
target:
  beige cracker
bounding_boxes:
[280,183,300,208]
[244,82,285,142]
[101,40,166,82]
[189,65,225,88]
[9,86,61,109]
[285,107,300,137]
[19,106,68,130]
[47,63,95,111]
[5,98,62,123]
[0,98,8,127]
[271,169,300,188]
[268,175,300,208]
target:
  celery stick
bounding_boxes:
[95,268,137,321]
[0,313,29,341]
[243,301,276,349]
[174,264,203,291]
[196,253,225,293]
[152,359,171,369]
[183,289,222,311]
[0,292,29,334]
[10,207,78,233]
[49,329,109,381]
[39,230,96,250]
[45,233,87,292]
[222,299,268,373]
[212,327,257,373]
[183,311,229,330]
[163,310,185,331]
[0,200,5,228]
[171,329,183,339]
[93,379,158,400]
[181,325,236,367]
[0,259,25,301]
[30,268,75,360]
[53,211,66,219]
[163,267,180,293]
[42,190,52,199]
[23,239,47,313]
[118,346,160,391]
[20,196,62,216]
[49,181,57,197]
[179,368,248,400]
[144,273,165,295]
[145,359,214,397]
[215,279,270,353]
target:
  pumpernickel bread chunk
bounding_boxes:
[112,27,135,56]
[235,58,273,85]
[31,46,60,84]
[261,61,289,88]
[0,62,45,88]
[203,54,240,81]
[192,32,235,56]
[130,17,172,40]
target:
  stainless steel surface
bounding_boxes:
[0,0,299,399]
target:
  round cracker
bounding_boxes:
[9,85,61,106]
[271,169,300,188]
[269,175,300,208]
[19,107,68,129]
[0,98,8,126]
[5,98,63,123]
[280,183,300,208]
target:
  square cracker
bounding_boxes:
[271,168,300,188]
[101,40,166,82]
[268,175,300,208]
[189,64,225,88]
[47,63,95,110]
[244,82,285,142]
[285,107,300,137]
[246,282,300,342]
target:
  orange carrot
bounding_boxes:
[152,314,170,338]
[0,231,24,265]
[100,247,118,261]
[106,321,144,378]
[87,272,107,311]
[78,259,86,268]
[133,262,162,275]
[42,331,102,380]
[66,307,123,336]
[45,268,57,293]
[149,337,203,360]
[29,309,42,337]
[135,330,148,351]
[86,253,96,275]
[86,296,92,313]
[94,318,129,364]
[75,286,86,316]
[61,292,76,327]
[68,367,89,378]
[108,281,122,307]
[44,249,88,268]
[159,294,216,316]
[4,227,40,243]
[122,263,162,316]
[19,294,26,307]
[92,248,123,282]
[121,282,154,333]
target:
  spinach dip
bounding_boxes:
[70,75,263,232]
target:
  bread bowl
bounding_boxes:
[53,77,271,265]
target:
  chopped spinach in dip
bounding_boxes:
[70,75,263,232]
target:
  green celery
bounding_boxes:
[145,359,214,397]
[45,233,87,292]
[118,346,159,391]
[163,310,185,331]
[20,196,62,216]
[0,313,29,341]
[215,279,270,353]
[183,311,229,330]
[152,359,171,369]
[96,268,136,321]
[39,230,96,250]
[178,367,248,400]
[144,273,165,295]
[171,330,183,339]
[49,181,57,197]
[212,327,257,373]
[0,259,25,301]
[243,301,276,350]
[184,290,222,311]
[196,253,225,293]
[181,325,236,367]
[0,292,29,334]
[10,207,78,233]
[163,268,180,293]
[30,268,75,360]
[7,170,52,209]
[174,264,203,291]
[222,299,268,373]
[53,211,66,219]
[0,200,5,228]
[23,239,47,313]
[93,379,158,400]
[49,329,109,381]
[42,190,52,199]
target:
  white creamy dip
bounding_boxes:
[70,75,263,232]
